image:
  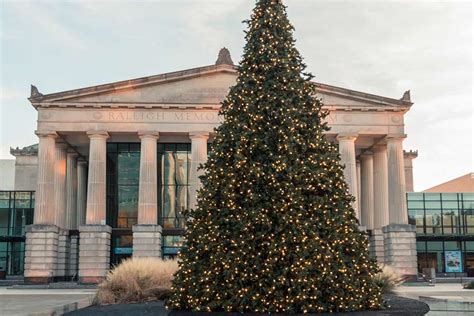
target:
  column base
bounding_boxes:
[369,229,385,264]
[132,224,163,258]
[383,224,417,279]
[79,225,111,284]
[24,224,59,284]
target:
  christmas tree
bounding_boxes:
[168,0,382,313]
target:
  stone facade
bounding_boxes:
[19,49,418,283]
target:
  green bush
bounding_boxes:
[464,280,474,289]
[94,257,178,305]
[372,265,403,294]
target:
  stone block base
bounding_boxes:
[68,235,79,280]
[24,224,59,284]
[132,224,162,258]
[56,229,70,280]
[383,224,417,278]
[79,225,111,284]
[369,229,385,264]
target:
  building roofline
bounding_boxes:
[29,63,413,109]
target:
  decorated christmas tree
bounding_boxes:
[168,0,382,313]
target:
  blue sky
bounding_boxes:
[0,0,472,191]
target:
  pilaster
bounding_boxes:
[66,152,78,230]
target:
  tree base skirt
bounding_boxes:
[67,295,429,316]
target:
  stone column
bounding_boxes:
[85,131,108,225]
[404,150,418,192]
[25,131,59,284]
[79,131,111,284]
[76,160,87,226]
[372,146,389,264]
[336,134,359,219]
[189,132,209,209]
[384,134,417,278]
[54,143,68,229]
[66,152,78,230]
[133,132,162,258]
[356,160,361,215]
[387,135,408,225]
[360,153,374,230]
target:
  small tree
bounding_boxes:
[168,0,382,313]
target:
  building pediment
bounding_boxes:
[29,61,412,112]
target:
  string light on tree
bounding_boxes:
[168,0,383,313]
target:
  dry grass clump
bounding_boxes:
[94,257,178,305]
[372,264,403,294]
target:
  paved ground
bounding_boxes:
[0,288,95,316]
[395,283,474,315]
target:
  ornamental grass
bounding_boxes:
[94,257,178,305]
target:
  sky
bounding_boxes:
[0,0,472,191]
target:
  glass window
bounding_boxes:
[444,241,461,251]
[417,241,426,251]
[159,144,191,229]
[442,200,459,209]
[424,201,441,209]
[162,235,184,259]
[466,241,474,251]
[442,209,460,235]
[441,193,459,200]
[425,209,442,235]
[462,193,474,201]
[424,193,441,200]
[408,201,424,209]
[407,193,424,200]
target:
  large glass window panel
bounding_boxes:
[441,193,459,200]
[442,209,459,235]
[159,144,191,229]
[117,186,138,228]
[462,193,474,201]
[424,193,441,200]
[408,201,425,209]
[425,209,442,235]
[162,235,184,259]
[0,208,8,236]
[442,200,459,209]
[424,201,441,209]
[407,193,424,201]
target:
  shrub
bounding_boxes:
[464,280,474,289]
[94,257,178,305]
[372,265,403,294]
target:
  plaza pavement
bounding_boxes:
[0,287,95,316]
[395,283,474,315]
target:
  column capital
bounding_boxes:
[372,145,387,153]
[360,151,373,159]
[138,131,159,139]
[35,130,58,138]
[336,133,358,141]
[385,134,407,141]
[189,131,210,140]
[86,130,109,139]
[77,159,87,166]
[56,142,68,150]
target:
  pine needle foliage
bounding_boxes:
[168,0,383,313]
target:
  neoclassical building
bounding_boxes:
[21,48,418,283]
